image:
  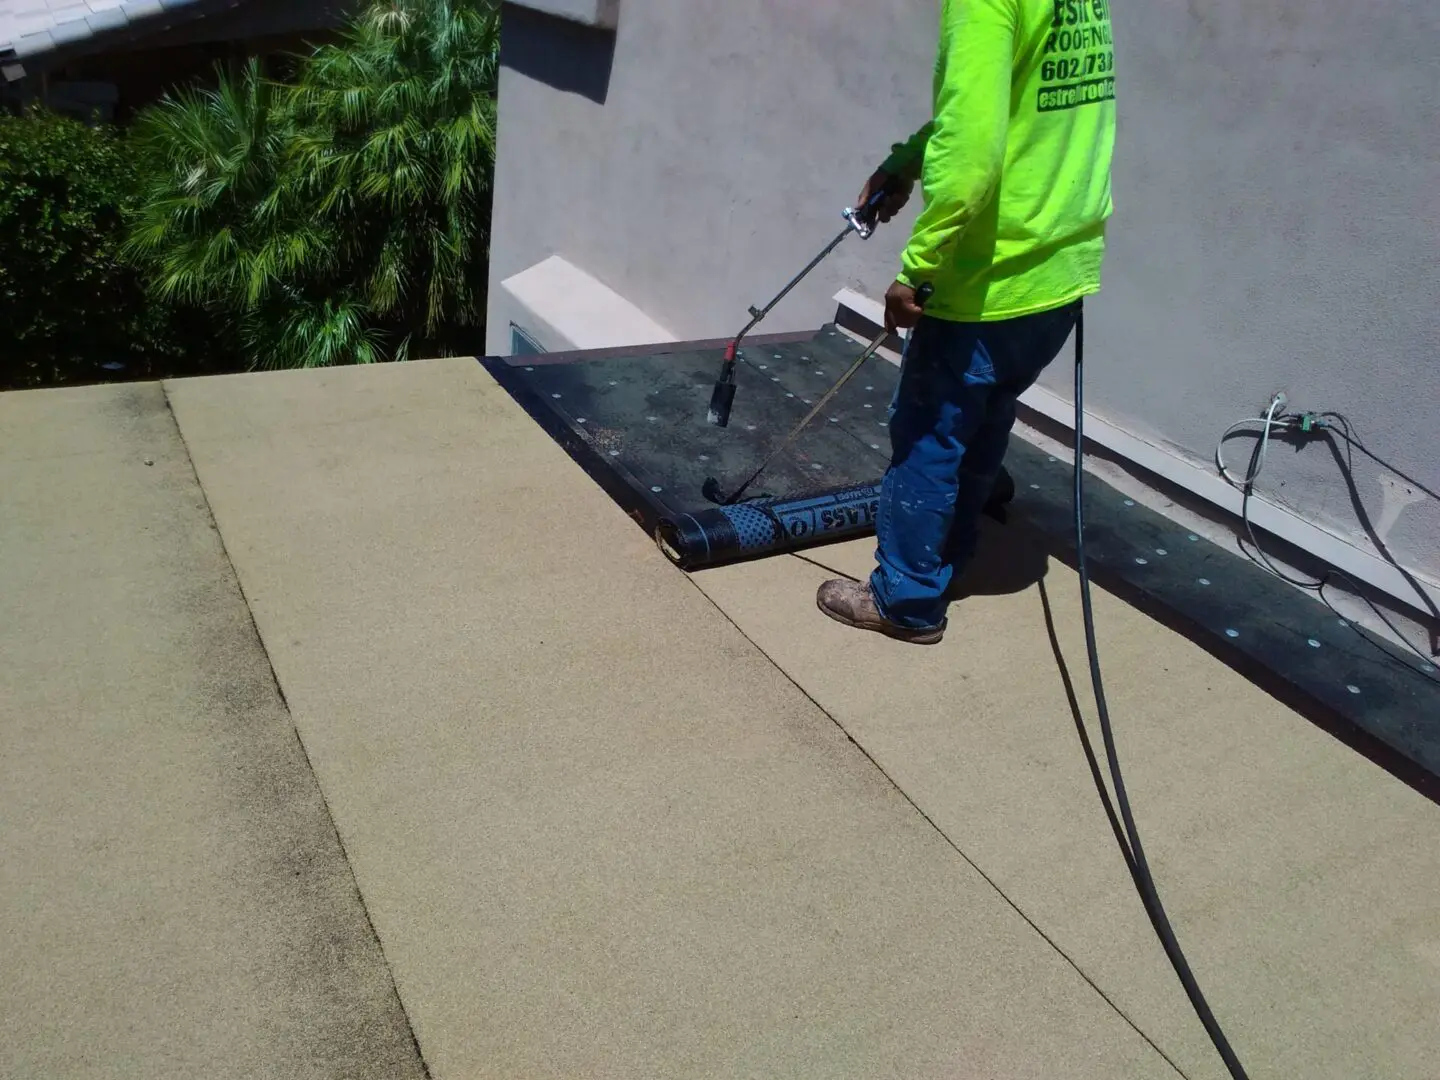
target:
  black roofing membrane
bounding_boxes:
[482,324,1440,800]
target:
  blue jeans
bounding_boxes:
[870,301,1081,629]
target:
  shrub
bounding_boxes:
[0,106,229,390]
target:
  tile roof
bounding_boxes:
[0,0,232,64]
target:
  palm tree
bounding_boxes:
[290,0,499,360]
[124,58,341,365]
[124,0,500,369]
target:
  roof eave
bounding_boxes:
[1,0,246,81]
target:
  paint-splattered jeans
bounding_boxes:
[871,301,1082,630]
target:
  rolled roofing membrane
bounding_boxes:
[656,482,881,570]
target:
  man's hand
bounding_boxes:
[857,168,915,225]
[884,280,924,333]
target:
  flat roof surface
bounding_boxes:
[3,358,1438,1079]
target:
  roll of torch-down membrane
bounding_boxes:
[655,483,881,570]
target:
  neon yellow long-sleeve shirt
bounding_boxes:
[882,0,1117,322]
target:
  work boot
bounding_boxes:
[815,579,946,645]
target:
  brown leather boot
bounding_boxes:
[815,579,946,645]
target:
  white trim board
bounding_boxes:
[832,289,1440,622]
[501,255,677,352]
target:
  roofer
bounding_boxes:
[816,0,1117,645]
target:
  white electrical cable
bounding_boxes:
[1213,403,1440,677]
[1215,396,1295,490]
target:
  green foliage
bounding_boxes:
[0,107,225,390]
[125,0,501,370]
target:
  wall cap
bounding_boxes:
[508,0,618,30]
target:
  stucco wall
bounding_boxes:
[486,0,1440,580]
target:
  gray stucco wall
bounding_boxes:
[486,0,1440,581]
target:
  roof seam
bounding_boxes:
[679,567,1192,1077]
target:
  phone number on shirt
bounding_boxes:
[1042,51,1114,82]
